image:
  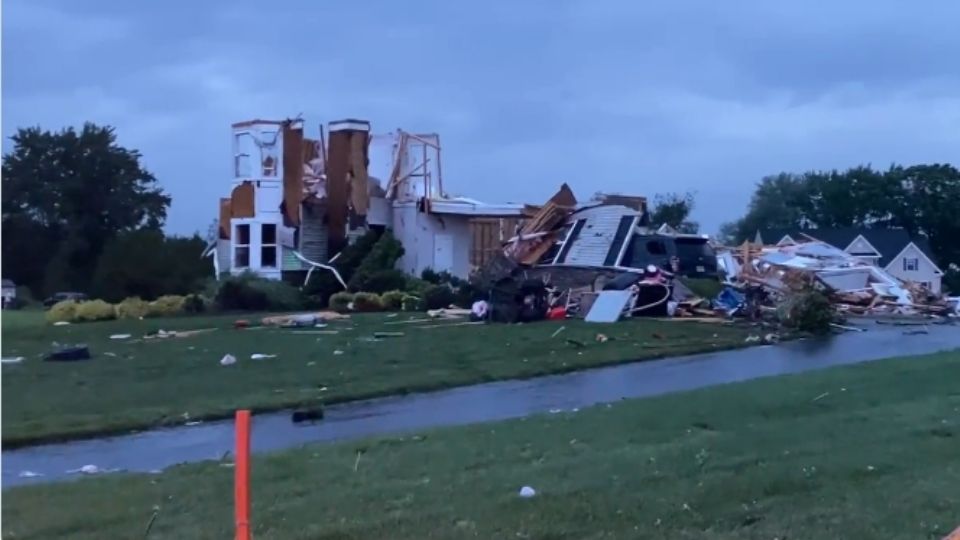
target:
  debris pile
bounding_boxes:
[717,241,954,319]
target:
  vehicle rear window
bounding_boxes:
[674,239,715,259]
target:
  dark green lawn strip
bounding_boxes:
[2,311,752,446]
[5,350,958,539]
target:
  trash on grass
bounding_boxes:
[18,470,43,478]
[45,345,91,362]
[519,486,537,498]
[220,354,237,366]
[333,349,345,355]
[52,321,71,326]
[109,334,132,340]
[68,464,116,475]
[250,353,277,360]
[2,357,25,365]
[372,332,405,338]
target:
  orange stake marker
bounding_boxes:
[234,410,251,540]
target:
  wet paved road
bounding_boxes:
[4,321,958,488]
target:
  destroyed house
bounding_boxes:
[754,228,944,293]
[498,187,716,279]
[211,118,528,283]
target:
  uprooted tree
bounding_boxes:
[1,123,188,296]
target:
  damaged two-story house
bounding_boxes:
[210,118,528,284]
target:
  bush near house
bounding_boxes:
[45,300,80,323]
[423,284,456,310]
[329,292,354,312]
[380,290,406,310]
[352,292,384,312]
[348,232,405,292]
[115,297,150,319]
[402,294,424,312]
[75,300,117,322]
[215,273,304,312]
[355,269,408,294]
[146,295,186,318]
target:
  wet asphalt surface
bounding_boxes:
[4,321,958,488]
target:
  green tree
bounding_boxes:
[649,192,699,233]
[91,230,212,302]
[2,123,170,294]
[729,163,960,268]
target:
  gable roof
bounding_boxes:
[755,227,938,268]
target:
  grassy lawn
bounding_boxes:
[1,310,751,446]
[4,350,958,539]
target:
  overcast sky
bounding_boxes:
[4,0,960,235]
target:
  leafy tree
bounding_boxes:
[649,192,699,233]
[91,230,211,302]
[729,163,960,269]
[2,123,170,295]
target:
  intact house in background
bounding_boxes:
[754,228,945,293]
[209,118,529,283]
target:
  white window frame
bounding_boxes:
[903,257,919,272]
[234,131,253,178]
[234,223,251,269]
[261,223,278,268]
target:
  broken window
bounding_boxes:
[646,240,667,256]
[903,257,919,271]
[554,219,586,264]
[603,216,636,266]
[234,133,255,178]
[235,224,251,268]
[262,155,276,177]
[261,224,278,268]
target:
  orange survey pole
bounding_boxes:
[234,410,252,540]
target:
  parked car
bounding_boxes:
[43,292,89,309]
[621,234,718,278]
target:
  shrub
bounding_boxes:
[115,297,150,319]
[356,269,408,294]
[402,294,424,312]
[216,272,304,311]
[423,284,456,310]
[348,232,405,291]
[778,288,834,335]
[147,295,186,318]
[404,276,431,295]
[183,294,207,314]
[380,290,406,310]
[304,230,383,304]
[329,292,354,312]
[353,292,384,312]
[46,300,80,323]
[75,300,117,322]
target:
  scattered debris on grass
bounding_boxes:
[333,349,345,355]
[45,345,91,362]
[2,356,25,365]
[373,331,405,338]
[109,334,132,340]
[68,464,117,475]
[250,353,277,360]
[18,470,43,478]
[52,321,71,326]
[220,354,237,366]
[550,326,566,338]
[519,486,537,498]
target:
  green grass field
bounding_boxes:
[1,310,751,446]
[5,349,958,539]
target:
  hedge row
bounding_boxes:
[46,294,208,324]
